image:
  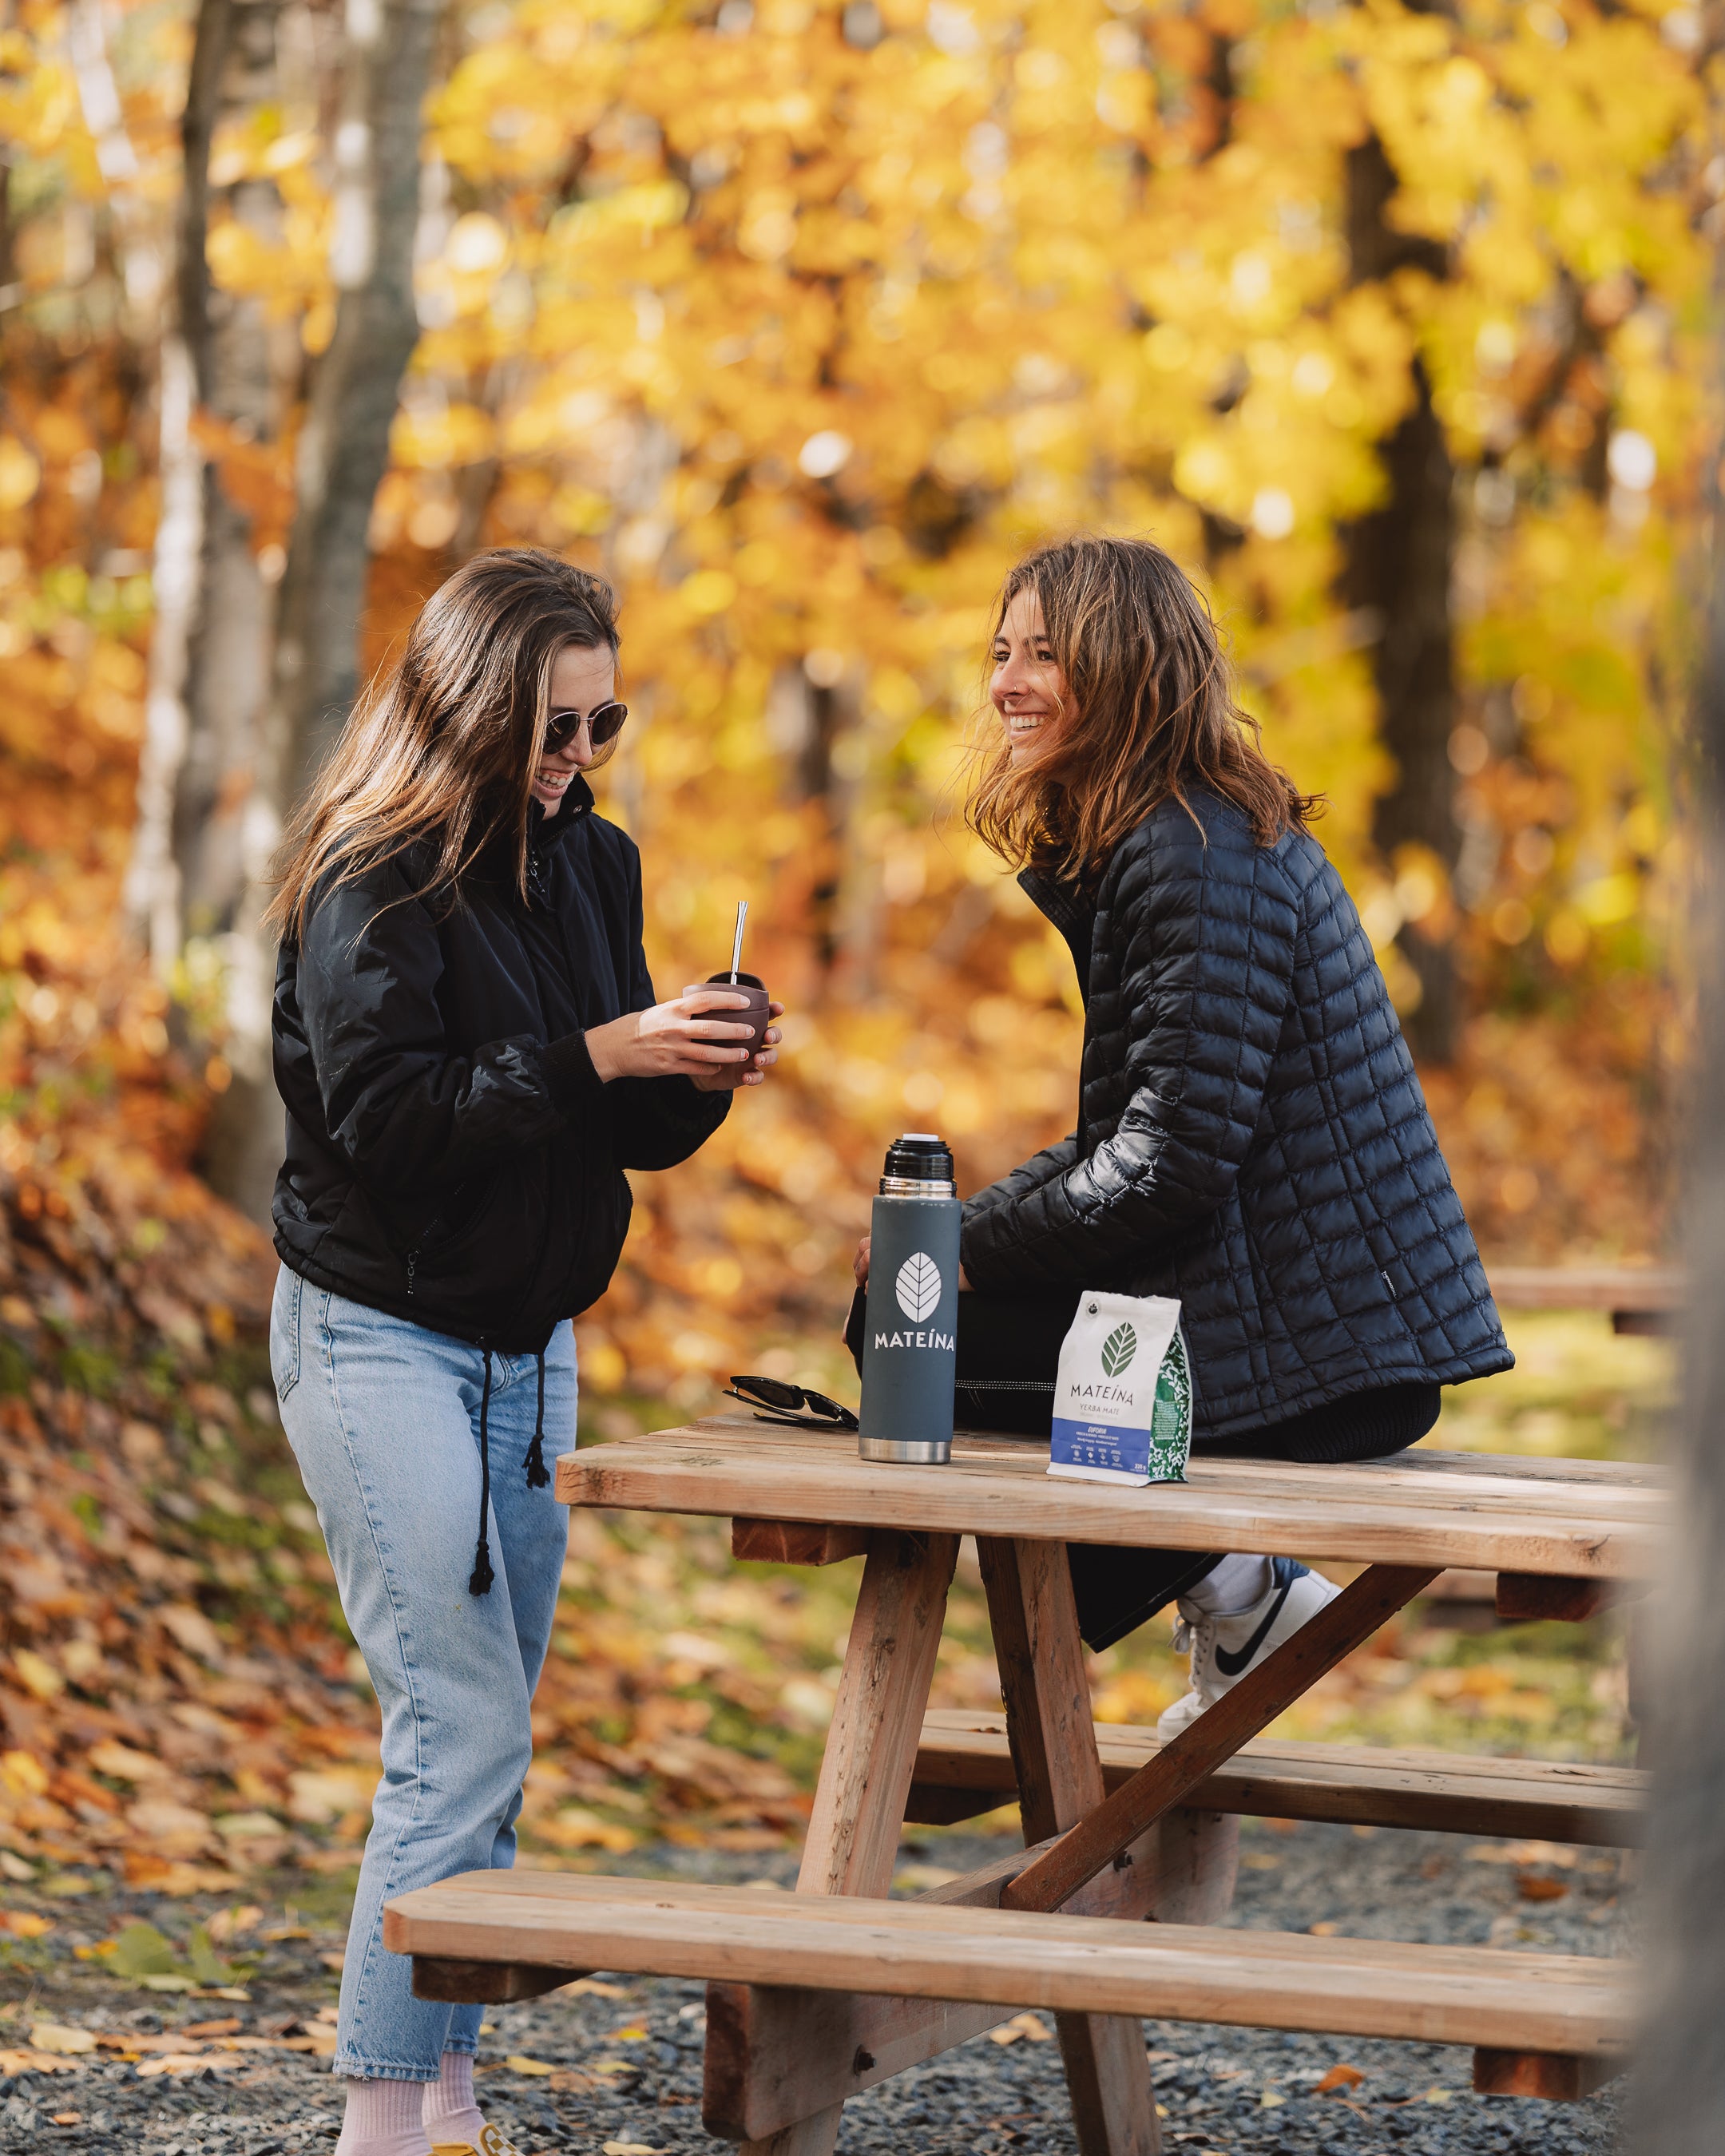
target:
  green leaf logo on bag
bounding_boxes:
[1100,1322,1137,1378]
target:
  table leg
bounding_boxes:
[716,1526,959,2156]
[978,1536,1160,2156]
[1004,1562,1441,1916]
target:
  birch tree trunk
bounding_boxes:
[267,0,440,806]
[199,0,441,1216]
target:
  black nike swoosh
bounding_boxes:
[1212,1578,1295,1678]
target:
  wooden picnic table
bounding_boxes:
[387,1418,1663,2154]
[1489,1262,1683,1334]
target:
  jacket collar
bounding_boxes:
[529,775,595,854]
[1017,866,1089,938]
[1018,866,1096,1007]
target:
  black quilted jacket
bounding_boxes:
[960,791,1512,1440]
[272,777,728,1353]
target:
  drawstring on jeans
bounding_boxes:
[469,1349,496,1596]
[525,1350,549,1488]
[470,1345,552,1595]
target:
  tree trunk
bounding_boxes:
[267,0,440,807]
[174,0,284,955]
[1342,132,1461,1066]
[202,0,441,1218]
[1629,252,1725,2155]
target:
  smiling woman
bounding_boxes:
[938,534,1510,1738]
[260,547,783,2156]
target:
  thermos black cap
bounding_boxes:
[882,1132,954,1191]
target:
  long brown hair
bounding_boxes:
[966,534,1319,882]
[266,549,619,942]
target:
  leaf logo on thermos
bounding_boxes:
[895,1251,942,1325]
[1100,1322,1137,1377]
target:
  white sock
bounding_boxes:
[335,2076,432,2156]
[422,2050,486,2149]
[1182,1552,1274,1618]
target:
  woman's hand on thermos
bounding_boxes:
[585,991,783,1089]
[853,1235,970,1291]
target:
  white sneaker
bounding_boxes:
[1156,1559,1339,1739]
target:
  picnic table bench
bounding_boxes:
[386,1421,1663,2154]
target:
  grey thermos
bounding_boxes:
[859,1133,961,1464]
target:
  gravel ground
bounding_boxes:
[0,1817,1628,2154]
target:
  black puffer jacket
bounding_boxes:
[272,777,728,1353]
[961,791,1511,1439]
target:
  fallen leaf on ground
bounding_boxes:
[0,2049,84,2075]
[1307,1920,1340,1936]
[2,1911,53,1938]
[28,2025,95,2055]
[988,2011,1053,2046]
[104,1920,177,1978]
[504,2055,557,2075]
[1516,1873,1568,1901]
[136,2052,244,2078]
[565,1979,629,1998]
[535,1806,636,1853]
[602,2143,663,2154]
[1315,2063,1365,2093]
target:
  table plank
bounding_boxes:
[557,1424,1664,1579]
[912,1711,1646,1845]
[1489,1265,1682,1314]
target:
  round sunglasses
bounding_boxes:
[545,701,628,755]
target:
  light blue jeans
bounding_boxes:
[270,1267,573,2080]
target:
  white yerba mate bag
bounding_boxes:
[1046,1290,1193,1488]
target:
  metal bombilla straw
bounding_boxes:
[728,899,748,985]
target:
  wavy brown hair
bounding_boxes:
[266,549,620,942]
[966,534,1319,882]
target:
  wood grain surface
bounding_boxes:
[383,1869,1633,2057]
[1001,1565,1441,1914]
[906,1710,1647,1845]
[556,1425,1664,1579]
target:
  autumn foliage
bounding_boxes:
[0,0,1707,1877]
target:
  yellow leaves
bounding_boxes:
[2,1742,50,1793]
[533,1806,637,1852]
[680,569,738,617]
[390,402,497,471]
[10,1649,63,1702]
[285,1766,376,1825]
[738,190,799,264]
[0,437,42,510]
[554,180,690,252]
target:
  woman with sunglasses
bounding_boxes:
[264,547,779,2156]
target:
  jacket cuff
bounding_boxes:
[541,1031,607,1117]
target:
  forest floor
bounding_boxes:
[0,1816,1628,2155]
[0,1157,1664,2154]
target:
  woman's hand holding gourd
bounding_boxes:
[585,990,783,1091]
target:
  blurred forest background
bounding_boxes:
[0,0,1703,1898]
